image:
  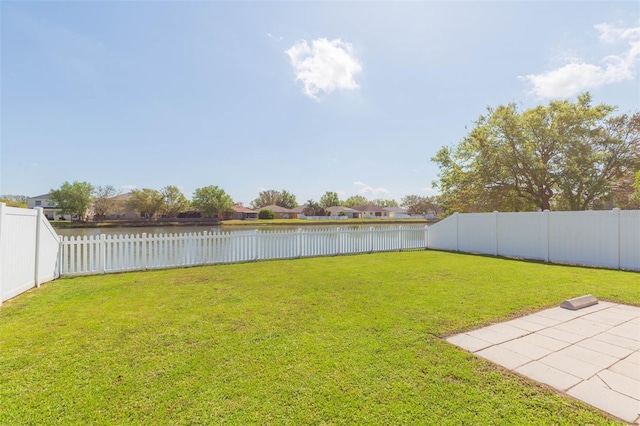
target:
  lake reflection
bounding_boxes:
[54,223,426,238]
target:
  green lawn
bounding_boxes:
[1,251,637,425]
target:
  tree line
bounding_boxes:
[432,93,640,214]
[28,184,442,222]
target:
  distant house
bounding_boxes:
[325,206,362,218]
[351,205,390,218]
[27,193,72,220]
[260,205,299,219]
[228,204,258,220]
[104,193,139,219]
[382,207,409,218]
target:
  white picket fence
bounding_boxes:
[0,204,60,304]
[59,226,429,276]
[4,205,639,304]
[427,209,640,271]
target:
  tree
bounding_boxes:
[280,190,298,209]
[343,195,369,207]
[0,195,28,208]
[302,199,324,216]
[401,195,443,216]
[432,93,640,213]
[319,191,341,209]
[192,186,234,218]
[127,188,164,220]
[161,185,188,218]
[250,189,297,209]
[92,185,119,221]
[258,208,275,219]
[372,199,399,207]
[49,181,94,221]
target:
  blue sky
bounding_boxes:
[2,1,639,205]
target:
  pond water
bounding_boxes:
[54,223,427,238]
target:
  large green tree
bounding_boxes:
[92,185,119,220]
[127,188,164,220]
[319,191,341,209]
[432,93,640,213]
[250,189,297,209]
[401,195,442,216]
[343,195,369,207]
[192,186,234,218]
[372,199,399,208]
[161,185,188,218]
[49,181,94,220]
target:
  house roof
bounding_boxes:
[260,205,295,213]
[351,204,386,212]
[233,205,256,213]
[28,193,51,200]
[383,207,409,214]
[109,192,133,201]
[326,206,360,214]
[290,206,305,213]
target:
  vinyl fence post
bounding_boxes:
[141,233,147,271]
[99,234,106,274]
[493,211,499,257]
[614,208,621,270]
[398,226,403,251]
[0,203,5,305]
[34,207,43,287]
[424,225,429,250]
[543,210,550,263]
[297,228,302,258]
[454,212,460,252]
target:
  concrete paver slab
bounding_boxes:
[598,369,640,400]
[554,317,613,337]
[576,337,634,359]
[476,345,533,369]
[538,352,603,379]
[515,361,582,391]
[537,327,586,344]
[445,333,493,352]
[568,377,640,424]
[446,301,640,424]
[557,345,620,369]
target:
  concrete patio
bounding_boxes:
[447,301,640,424]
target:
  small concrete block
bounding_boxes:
[476,345,533,369]
[515,361,582,391]
[561,294,598,311]
[568,377,640,423]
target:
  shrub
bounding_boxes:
[258,209,275,219]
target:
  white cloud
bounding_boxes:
[285,38,362,100]
[267,33,283,42]
[520,22,640,99]
[353,181,389,198]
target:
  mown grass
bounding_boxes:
[1,251,638,425]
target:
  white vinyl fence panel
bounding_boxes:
[426,209,640,271]
[60,226,428,276]
[0,205,60,303]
